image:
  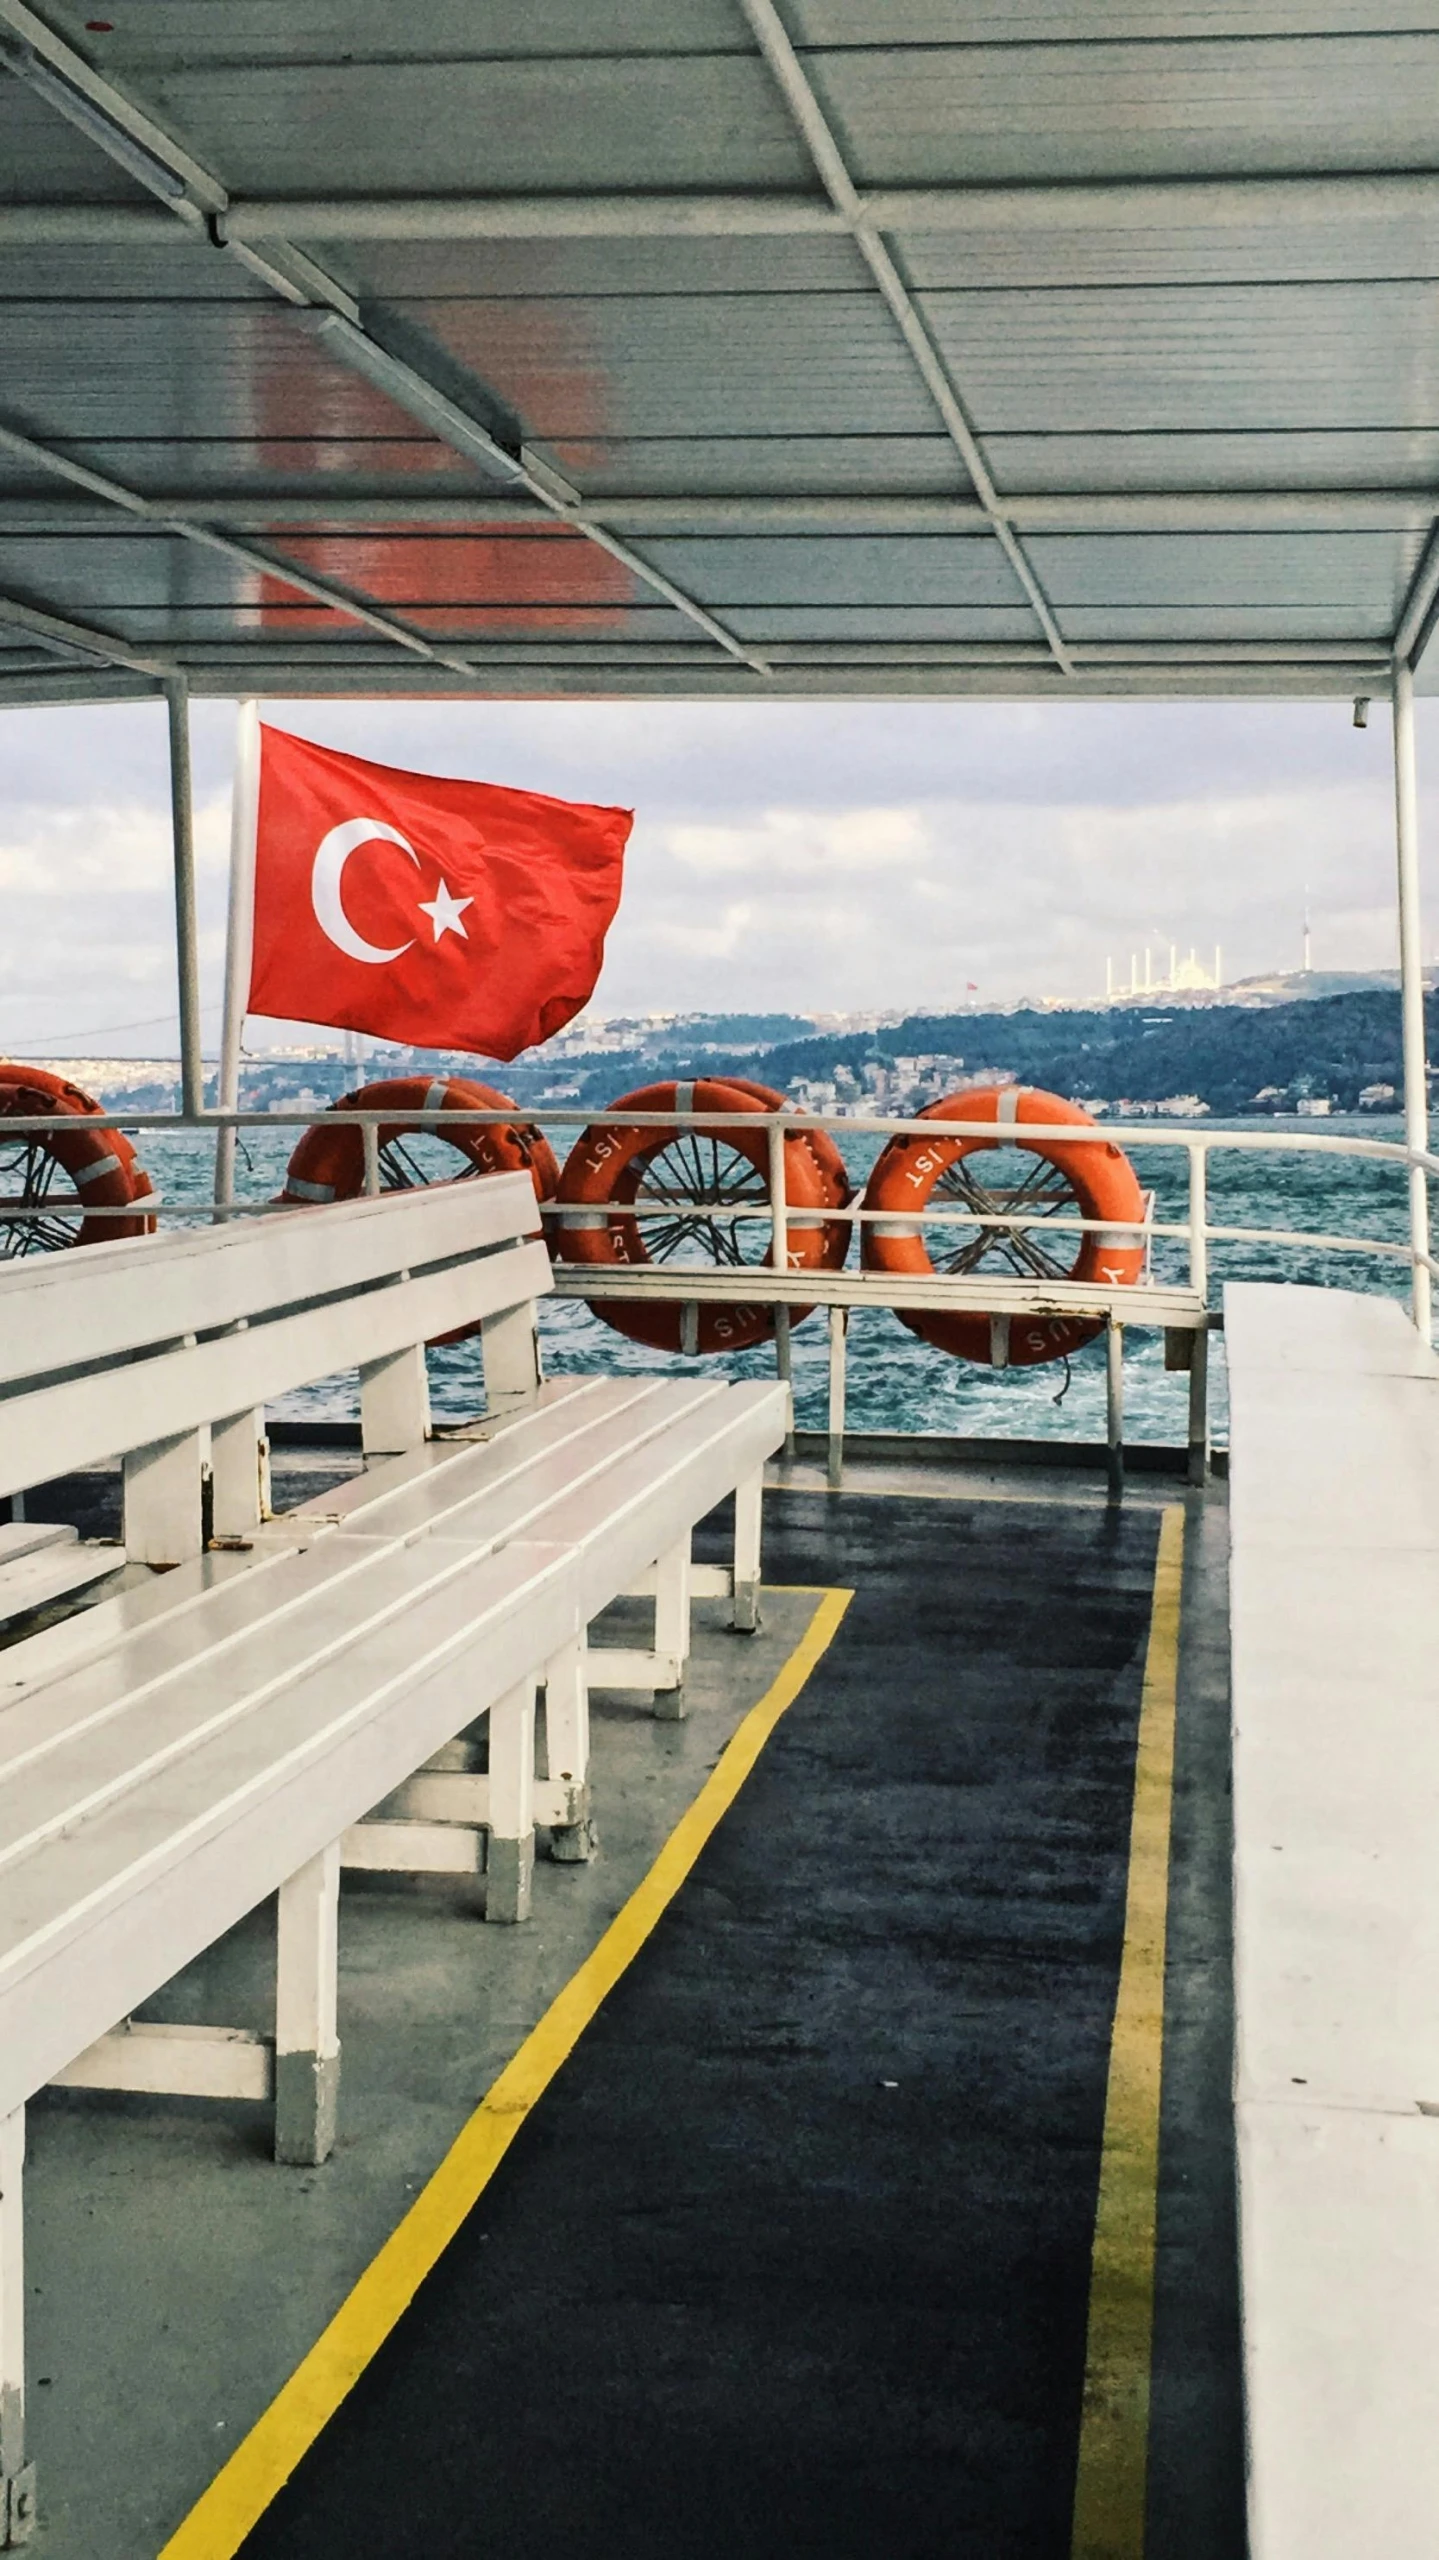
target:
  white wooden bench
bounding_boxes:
[0,1175,551,1583]
[0,1181,786,2545]
[1228,1281,1439,2560]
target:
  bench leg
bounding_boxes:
[733,1466,763,1632]
[0,2110,32,2548]
[652,1535,692,1720]
[544,1638,593,1861]
[274,1843,340,2166]
[481,1299,541,1414]
[123,1427,205,1567]
[210,1406,270,1539]
[486,1678,536,1922]
[359,1343,430,1456]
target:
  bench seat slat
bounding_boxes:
[0,1177,541,1391]
[0,1236,551,1500]
[0,1538,578,2119]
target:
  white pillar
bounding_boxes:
[165,674,205,1121]
[486,1678,536,1922]
[544,1637,593,1861]
[359,1343,430,1454]
[652,1533,692,1721]
[1393,660,1432,1338]
[275,1841,341,2165]
[210,1406,270,1540]
[0,2109,31,2546]
[733,1465,763,1632]
[480,1300,541,1411]
[123,1425,205,1566]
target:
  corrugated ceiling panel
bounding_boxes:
[1058,606,1394,638]
[0,84,156,202]
[898,213,1439,293]
[919,284,1439,431]
[724,607,1039,640]
[0,246,273,304]
[641,535,1022,606]
[1027,531,1414,611]
[983,431,1439,494]
[406,294,938,439]
[546,437,964,497]
[341,240,869,304]
[811,35,1439,185]
[47,0,750,65]
[793,3,1439,38]
[143,56,808,194]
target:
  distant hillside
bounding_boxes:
[702,990,1427,1115]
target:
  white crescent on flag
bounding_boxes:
[311,818,419,965]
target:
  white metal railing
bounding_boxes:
[0,1102,1432,1492]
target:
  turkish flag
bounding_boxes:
[245,725,631,1058]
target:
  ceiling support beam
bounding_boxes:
[11,170,1439,245]
[0,0,770,681]
[0,586,166,676]
[735,0,1073,678]
[0,419,482,679]
[0,492,1433,536]
[1393,521,1439,667]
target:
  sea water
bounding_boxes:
[131,1117,1414,1448]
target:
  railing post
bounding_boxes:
[827,1305,847,1490]
[165,672,204,1121]
[1105,1319,1124,1505]
[768,1116,789,1273]
[1393,658,1432,1338]
[362,1121,381,1197]
[1187,1141,1209,1303]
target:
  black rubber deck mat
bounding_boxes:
[237,1490,1162,2560]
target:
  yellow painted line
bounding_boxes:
[159,1585,853,2560]
[1070,1502,1185,2560]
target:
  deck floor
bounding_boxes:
[16,1466,1242,2558]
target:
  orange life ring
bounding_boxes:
[0,1063,156,1252]
[556,1078,851,1354]
[861,1085,1146,1367]
[281,1076,559,1209]
[281,1076,558,1349]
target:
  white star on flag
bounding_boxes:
[417,877,473,943]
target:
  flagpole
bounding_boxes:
[213,698,260,1211]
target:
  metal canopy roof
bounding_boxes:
[2,0,1439,705]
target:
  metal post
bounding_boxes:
[827,1304,847,1490]
[1187,1327,1210,1489]
[1393,659,1432,1337]
[768,1116,789,1273]
[1187,1142,1208,1304]
[165,674,204,1119]
[774,1304,795,1457]
[1106,1319,1124,1505]
[214,699,260,1213]
[362,1121,381,1196]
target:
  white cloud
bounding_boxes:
[0,695,1433,1049]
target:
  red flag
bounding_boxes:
[245,725,631,1059]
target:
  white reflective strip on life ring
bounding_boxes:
[786,1211,823,1231]
[287,1176,336,1202]
[996,1087,1025,1125]
[1101,1226,1136,1250]
[673,1082,695,1124]
[562,1207,612,1231]
[990,1312,1012,1366]
[872,1216,922,1238]
[423,1080,449,1113]
[70,1150,124,1186]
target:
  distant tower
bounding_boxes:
[1302,886,1313,975]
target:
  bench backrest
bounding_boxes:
[0,1178,550,1499]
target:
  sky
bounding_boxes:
[0,691,1433,1057]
